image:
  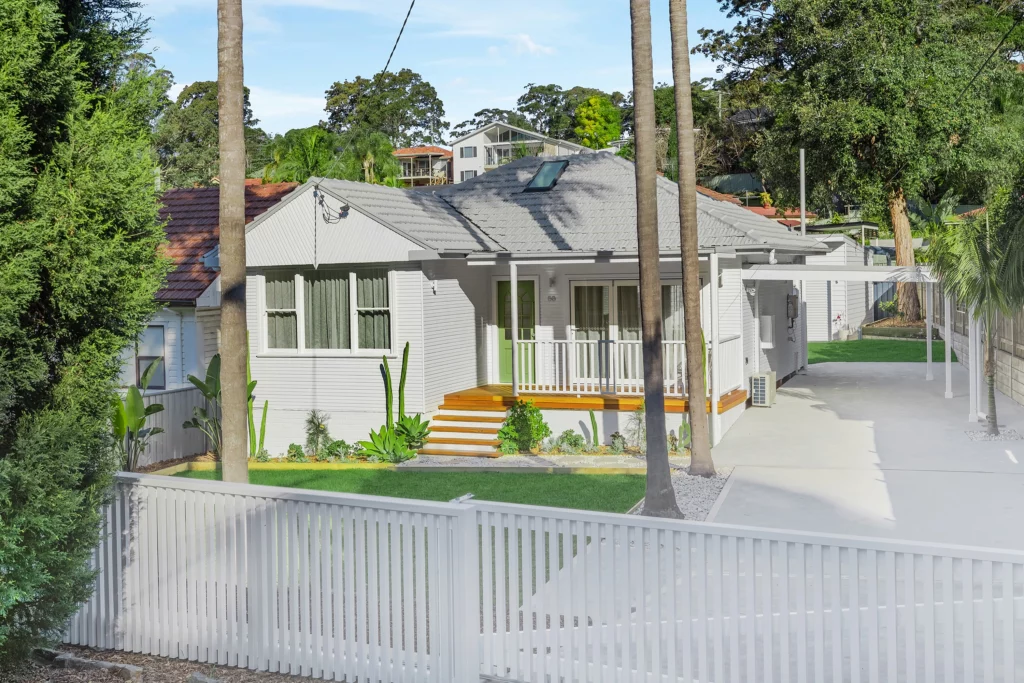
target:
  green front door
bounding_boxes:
[497,280,536,383]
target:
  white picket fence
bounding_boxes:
[67,473,1024,682]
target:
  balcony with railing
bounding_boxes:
[514,335,744,397]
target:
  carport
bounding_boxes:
[744,263,989,423]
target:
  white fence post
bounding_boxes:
[452,503,481,683]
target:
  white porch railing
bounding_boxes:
[68,473,1024,682]
[516,334,744,397]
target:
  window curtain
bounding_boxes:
[266,275,297,349]
[662,284,685,341]
[357,270,391,349]
[616,286,641,341]
[574,286,609,340]
[305,271,350,349]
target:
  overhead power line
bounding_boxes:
[957,16,1022,99]
[377,0,416,81]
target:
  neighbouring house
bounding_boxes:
[243,152,833,456]
[451,122,594,183]
[803,233,875,340]
[119,180,298,391]
[393,146,452,187]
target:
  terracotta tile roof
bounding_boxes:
[744,205,816,220]
[393,145,453,158]
[157,181,298,303]
[695,185,742,204]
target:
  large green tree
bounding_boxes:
[324,69,447,147]
[154,80,268,187]
[573,95,622,149]
[516,83,627,142]
[698,0,1024,320]
[0,0,169,658]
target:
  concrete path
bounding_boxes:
[710,362,1024,550]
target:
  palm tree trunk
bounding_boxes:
[668,0,714,478]
[986,318,999,435]
[888,188,921,321]
[631,0,682,519]
[218,0,249,483]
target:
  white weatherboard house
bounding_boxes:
[451,122,594,183]
[244,153,833,456]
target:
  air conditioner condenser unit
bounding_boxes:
[751,372,777,407]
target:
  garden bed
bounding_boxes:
[861,317,927,339]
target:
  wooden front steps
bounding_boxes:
[419,406,505,458]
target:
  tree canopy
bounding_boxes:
[697,0,1024,318]
[154,80,268,187]
[574,95,622,149]
[324,69,447,147]
[0,0,169,659]
[261,126,346,183]
[516,83,627,142]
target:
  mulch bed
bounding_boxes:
[5,646,305,682]
[866,317,926,329]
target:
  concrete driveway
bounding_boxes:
[709,362,1024,550]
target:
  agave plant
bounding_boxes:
[112,359,165,471]
[396,414,431,450]
[360,425,414,463]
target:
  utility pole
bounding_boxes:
[799,148,807,236]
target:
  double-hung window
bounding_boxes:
[265,268,392,353]
[137,325,166,389]
[460,146,477,159]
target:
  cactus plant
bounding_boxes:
[589,409,600,449]
[398,341,409,419]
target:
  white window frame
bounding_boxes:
[259,269,395,358]
[460,170,478,182]
[460,146,477,159]
[136,325,166,390]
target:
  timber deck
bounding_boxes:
[439,384,748,414]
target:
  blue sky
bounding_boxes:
[142,0,734,136]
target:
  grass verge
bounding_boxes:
[176,469,646,513]
[808,339,956,364]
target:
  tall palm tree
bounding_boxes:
[631,0,683,518]
[668,0,715,477]
[217,0,249,483]
[929,207,1024,436]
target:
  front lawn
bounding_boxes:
[808,339,956,364]
[176,469,646,513]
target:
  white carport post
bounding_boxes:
[710,253,722,446]
[925,283,933,380]
[968,307,978,421]
[510,261,519,398]
[944,292,953,398]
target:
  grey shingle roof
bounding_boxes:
[316,178,502,253]
[432,153,825,255]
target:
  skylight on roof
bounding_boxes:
[524,160,569,192]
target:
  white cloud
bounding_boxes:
[168,82,189,102]
[247,85,325,134]
[508,34,555,56]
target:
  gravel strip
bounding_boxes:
[965,428,1022,441]
[631,467,733,521]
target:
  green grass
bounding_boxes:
[808,339,957,364]
[176,469,646,513]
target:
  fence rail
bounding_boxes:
[67,474,1024,682]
